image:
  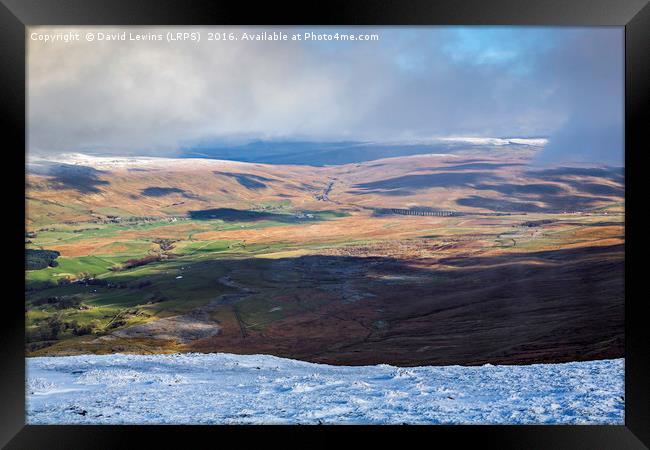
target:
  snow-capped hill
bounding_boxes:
[27,353,624,425]
[436,136,548,146]
[28,152,242,170]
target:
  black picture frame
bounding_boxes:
[1,0,648,448]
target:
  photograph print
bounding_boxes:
[25,26,624,425]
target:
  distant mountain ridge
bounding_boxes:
[179,138,546,166]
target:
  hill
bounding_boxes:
[25,148,624,366]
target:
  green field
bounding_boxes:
[24,209,352,352]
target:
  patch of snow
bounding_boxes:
[26,353,623,425]
[27,153,242,170]
[436,136,548,146]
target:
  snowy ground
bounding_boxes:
[26,353,624,425]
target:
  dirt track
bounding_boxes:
[109,276,257,344]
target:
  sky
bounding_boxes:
[28,26,624,165]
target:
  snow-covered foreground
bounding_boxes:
[27,353,624,425]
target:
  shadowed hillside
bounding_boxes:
[25,150,624,366]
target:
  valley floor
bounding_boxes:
[27,353,624,425]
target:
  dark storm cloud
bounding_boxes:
[28,26,623,165]
[531,29,624,165]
